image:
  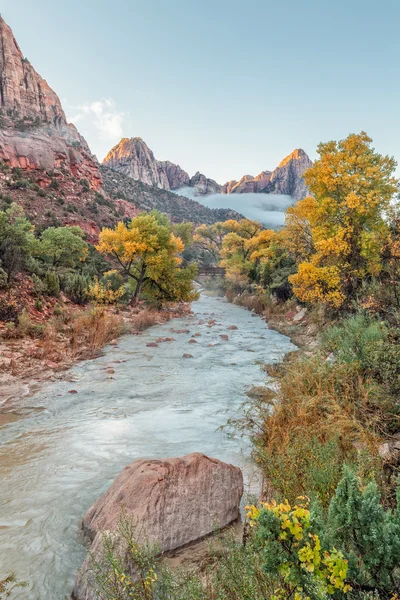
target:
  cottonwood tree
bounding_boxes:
[96,211,198,305]
[289,132,399,307]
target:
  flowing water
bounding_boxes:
[0,294,296,599]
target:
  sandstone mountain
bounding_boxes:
[103,138,312,201]
[0,18,242,231]
[221,149,313,200]
[0,16,101,190]
[103,137,220,196]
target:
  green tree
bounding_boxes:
[0,204,35,283]
[37,226,88,269]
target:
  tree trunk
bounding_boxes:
[132,263,146,305]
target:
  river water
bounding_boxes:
[0,294,295,599]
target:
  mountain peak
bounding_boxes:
[277,148,309,169]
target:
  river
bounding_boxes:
[0,293,296,599]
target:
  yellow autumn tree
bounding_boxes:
[96,211,198,305]
[289,132,399,307]
[193,222,227,262]
[219,219,263,286]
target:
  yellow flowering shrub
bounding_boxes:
[246,498,351,599]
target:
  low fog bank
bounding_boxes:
[174,188,294,228]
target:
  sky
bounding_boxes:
[3,0,400,182]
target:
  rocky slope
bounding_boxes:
[103,138,312,201]
[0,17,101,190]
[101,165,243,224]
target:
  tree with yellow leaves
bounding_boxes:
[96,211,198,305]
[219,219,263,287]
[289,132,399,307]
[193,222,227,262]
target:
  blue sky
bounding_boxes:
[3,0,400,182]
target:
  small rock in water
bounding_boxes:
[220,334,229,341]
[188,339,198,344]
[68,390,78,394]
[106,369,115,374]
[146,342,159,348]
[192,332,202,337]
[182,353,194,359]
[227,325,238,330]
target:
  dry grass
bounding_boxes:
[132,309,160,332]
[241,354,388,504]
[71,306,126,356]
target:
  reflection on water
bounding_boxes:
[0,294,296,599]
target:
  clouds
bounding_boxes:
[67,99,125,158]
[175,188,294,228]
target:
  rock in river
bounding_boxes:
[73,453,243,599]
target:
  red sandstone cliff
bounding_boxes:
[0,17,102,190]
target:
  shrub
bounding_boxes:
[49,178,59,190]
[64,273,90,304]
[89,270,126,305]
[31,273,45,297]
[0,268,7,289]
[34,298,43,312]
[80,178,90,192]
[246,497,351,599]
[323,315,400,415]
[38,188,46,198]
[0,297,19,322]
[324,467,400,596]
[44,270,60,297]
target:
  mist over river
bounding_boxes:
[0,294,296,599]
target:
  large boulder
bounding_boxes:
[73,453,243,599]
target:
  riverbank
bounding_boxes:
[0,293,296,599]
[0,301,192,409]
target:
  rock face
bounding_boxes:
[160,159,190,189]
[104,137,312,201]
[221,150,312,200]
[103,137,170,189]
[0,17,102,190]
[262,149,313,200]
[189,171,221,195]
[103,138,221,196]
[73,453,243,599]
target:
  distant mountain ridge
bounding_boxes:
[0,17,243,229]
[103,138,312,201]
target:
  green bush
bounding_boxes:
[64,272,90,304]
[324,467,400,597]
[0,267,7,289]
[34,298,43,312]
[323,315,400,407]
[31,273,45,297]
[322,315,386,368]
[44,270,60,297]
